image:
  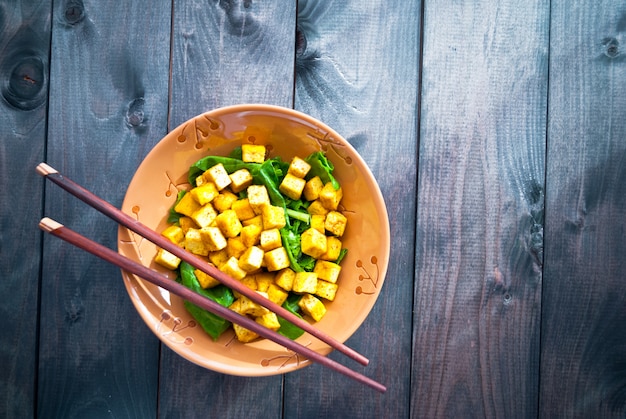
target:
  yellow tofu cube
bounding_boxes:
[232,198,256,221]
[267,283,289,306]
[315,280,338,301]
[208,248,230,267]
[233,323,259,343]
[229,169,253,193]
[240,224,262,247]
[307,200,328,216]
[256,312,281,331]
[300,228,327,259]
[325,211,347,237]
[212,190,238,212]
[275,268,295,291]
[174,191,202,217]
[247,185,270,214]
[227,236,247,258]
[260,228,282,251]
[311,214,325,233]
[293,272,318,294]
[254,272,275,292]
[190,182,219,205]
[216,210,243,238]
[199,226,227,251]
[242,214,263,229]
[298,293,327,322]
[241,144,266,163]
[264,247,291,271]
[313,260,342,284]
[320,236,342,261]
[194,268,220,289]
[319,183,343,211]
[204,163,231,191]
[232,276,258,300]
[161,225,184,244]
[191,203,217,228]
[154,248,181,270]
[261,205,286,230]
[229,299,243,314]
[239,291,270,317]
[288,156,311,178]
[184,228,210,256]
[238,246,265,273]
[279,173,306,200]
[303,176,324,201]
[219,256,247,280]
[178,216,197,234]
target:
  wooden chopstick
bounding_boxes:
[36,162,369,367]
[38,217,386,393]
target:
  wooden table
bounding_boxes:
[2,1,625,417]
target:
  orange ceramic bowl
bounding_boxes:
[118,104,390,376]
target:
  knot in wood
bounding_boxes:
[126,98,145,128]
[1,53,47,110]
[602,37,620,58]
[64,0,85,25]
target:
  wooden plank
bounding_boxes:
[0,1,50,416]
[541,2,626,417]
[414,1,548,417]
[157,2,296,417]
[37,1,171,416]
[283,1,419,416]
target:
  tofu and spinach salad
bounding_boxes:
[154,143,348,343]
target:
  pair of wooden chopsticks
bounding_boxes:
[37,163,386,393]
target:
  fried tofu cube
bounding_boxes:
[260,228,282,251]
[279,173,306,200]
[240,224,262,247]
[212,190,238,212]
[216,209,243,238]
[226,236,247,258]
[178,216,197,234]
[229,299,243,314]
[229,169,253,193]
[254,272,275,292]
[267,282,289,306]
[161,225,184,244]
[238,246,265,273]
[300,228,327,259]
[315,280,338,301]
[288,156,311,178]
[232,276,257,300]
[261,205,286,230]
[208,248,230,267]
[319,183,343,210]
[185,228,210,256]
[232,198,256,221]
[325,211,347,237]
[204,163,231,191]
[239,291,270,317]
[298,293,327,322]
[275,268,295,291]
[256,312,281,331]
[194,268,220,289]
[264,247,290,271]
[311,214,325,233]
[303,176,324,201]
[233,323,259,343]
[247,185,270,214]
[190,182,219,205]
[307,200,328,216]
[199,226,227,251]
[320,236,342,261]
[242,144,266,163]
[219,256,247,280]
[293,272,318,294]
[174,191,202,217]
[154,248,181,270]
[242,214,263,229]
[313,260,342,284]
[191,203,217,228]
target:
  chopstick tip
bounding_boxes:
[39,217,64,232]
[36,162,57,176]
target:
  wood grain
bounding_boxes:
[157,1,296,417]
[285,1,419,417]
[414,1,548,417]
[37,0,171,416]
[0,1,50,417]
[541,1,626,416]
